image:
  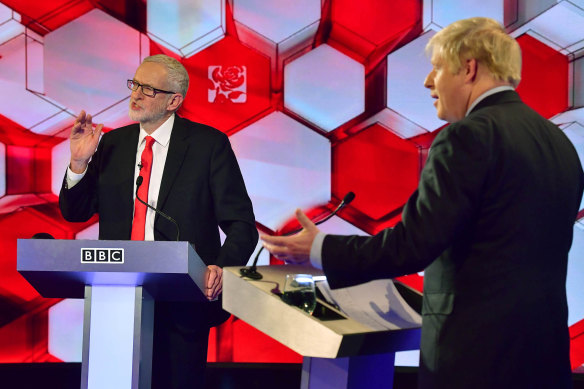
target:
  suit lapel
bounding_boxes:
[157,116,189,210]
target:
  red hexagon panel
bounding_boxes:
[516,33,569,119]
[178,36,272,135]
[332,124,422,234]
[329,0,422,69]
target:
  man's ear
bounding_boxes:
[167,94,184,111]
[465,58,478,83]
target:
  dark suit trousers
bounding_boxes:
[151,302,210,389]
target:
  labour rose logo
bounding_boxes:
[208,65,247,103]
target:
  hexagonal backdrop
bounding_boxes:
[0,0,582,373]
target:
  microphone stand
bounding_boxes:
[135,176,181,241]
[240,192,355,280]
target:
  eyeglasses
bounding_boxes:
[127,79,176,98]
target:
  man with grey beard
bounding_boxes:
[60,54,258,389]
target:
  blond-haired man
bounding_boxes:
[262,17,582,388]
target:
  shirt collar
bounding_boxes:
[138,114,175,147]
[465,85,515,117]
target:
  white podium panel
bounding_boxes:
[223,265,421,389]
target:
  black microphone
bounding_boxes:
[135,176,180,241]
[240,191,356,280]
[32,232,55,239]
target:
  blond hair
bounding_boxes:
[426,17,521,87]
[142,54,190,98]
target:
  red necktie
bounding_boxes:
[131,136,155,240]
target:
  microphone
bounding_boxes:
[32,232,55,239]
[135,176,180,241]
[240,191,356,280]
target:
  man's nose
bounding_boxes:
[423,71,434,89]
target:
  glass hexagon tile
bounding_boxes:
[233,0,321,90]
[147,0,225,57]
[284,44,365,132]
[509,0,584,54]
[574,54,584,108]
[386,30,442,133]
[423,0,512,29]
[0,2,23,44]
[0,33,70,135]
[44,9,147,116]
[230,111,330,231]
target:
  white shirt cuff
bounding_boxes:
[309,231,327,270]
[66,166,87,189]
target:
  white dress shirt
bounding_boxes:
[66,114,175,241]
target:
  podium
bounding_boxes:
[222,265,422,389]
[17,239,208,389]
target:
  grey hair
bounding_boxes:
[142,54,190,98]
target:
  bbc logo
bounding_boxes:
[81,248,124,263]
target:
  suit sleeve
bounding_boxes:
[322,122,492,289]
[209,133,258,267]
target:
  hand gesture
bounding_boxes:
[261,209,320,266]
[69,110,103,173]
[204,265,223,301]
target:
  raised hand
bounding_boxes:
[69,110,103,173]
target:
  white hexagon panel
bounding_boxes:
[284,44,365,132]
[575,54,584,107]
[233,0,321,90]
[48,298,84,362]
[0,3,23,44]
[44,9,148,118]
[147,0,225,57]
[386,30,441,135]
[51,138,70,196]
[423,0,514,30]
[230,111,330,231]
[509,0,584,54]
[233,0,320,48]
[0,32,70,134]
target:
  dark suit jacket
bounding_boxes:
[321,91,583,388]
[60,115,258,327]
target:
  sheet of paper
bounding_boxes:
[317,279,421,331]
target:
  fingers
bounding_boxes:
[205,265,223,300]
[86,113,93,129]
[260,234,288,255]
[94,123,104,139]
[296,209,317,232]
